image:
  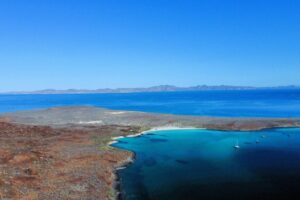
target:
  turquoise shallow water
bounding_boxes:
[112,128,300,200]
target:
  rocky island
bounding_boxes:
[1,106,300,199]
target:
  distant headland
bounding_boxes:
[2,85,300,94]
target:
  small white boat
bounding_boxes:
[234,140,240,149]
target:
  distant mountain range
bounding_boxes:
[3,85,300,94]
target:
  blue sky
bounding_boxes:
[0,0,299,91]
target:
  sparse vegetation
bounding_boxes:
[0,122,133,199]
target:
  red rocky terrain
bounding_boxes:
[0,122,137,200]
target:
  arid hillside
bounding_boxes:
[0,122,139,200]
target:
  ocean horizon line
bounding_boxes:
[1,84,300,95]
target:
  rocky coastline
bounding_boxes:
[1,106,300,199]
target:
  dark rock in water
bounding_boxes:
[146,133,156,136]
[150,138,168,142]
[176,159,189,164]
[138,135,148,138]
[135,135,143,138]
[144,157,157,166]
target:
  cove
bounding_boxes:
[111,128,300,200]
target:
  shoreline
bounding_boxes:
[2,106,300,199]
[109,125,300,200]
[108,126,204,145]
[109,126,206,200]
[0,121,141,199]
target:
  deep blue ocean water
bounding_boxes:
[112,128,300,200]
[1,89,300,117]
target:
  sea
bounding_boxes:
[1,89,300,200]
[1,89,300,117]
[112,128,300,200]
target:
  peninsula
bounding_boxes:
[0,106,300,199]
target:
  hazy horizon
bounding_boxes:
[1,84,300,93]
